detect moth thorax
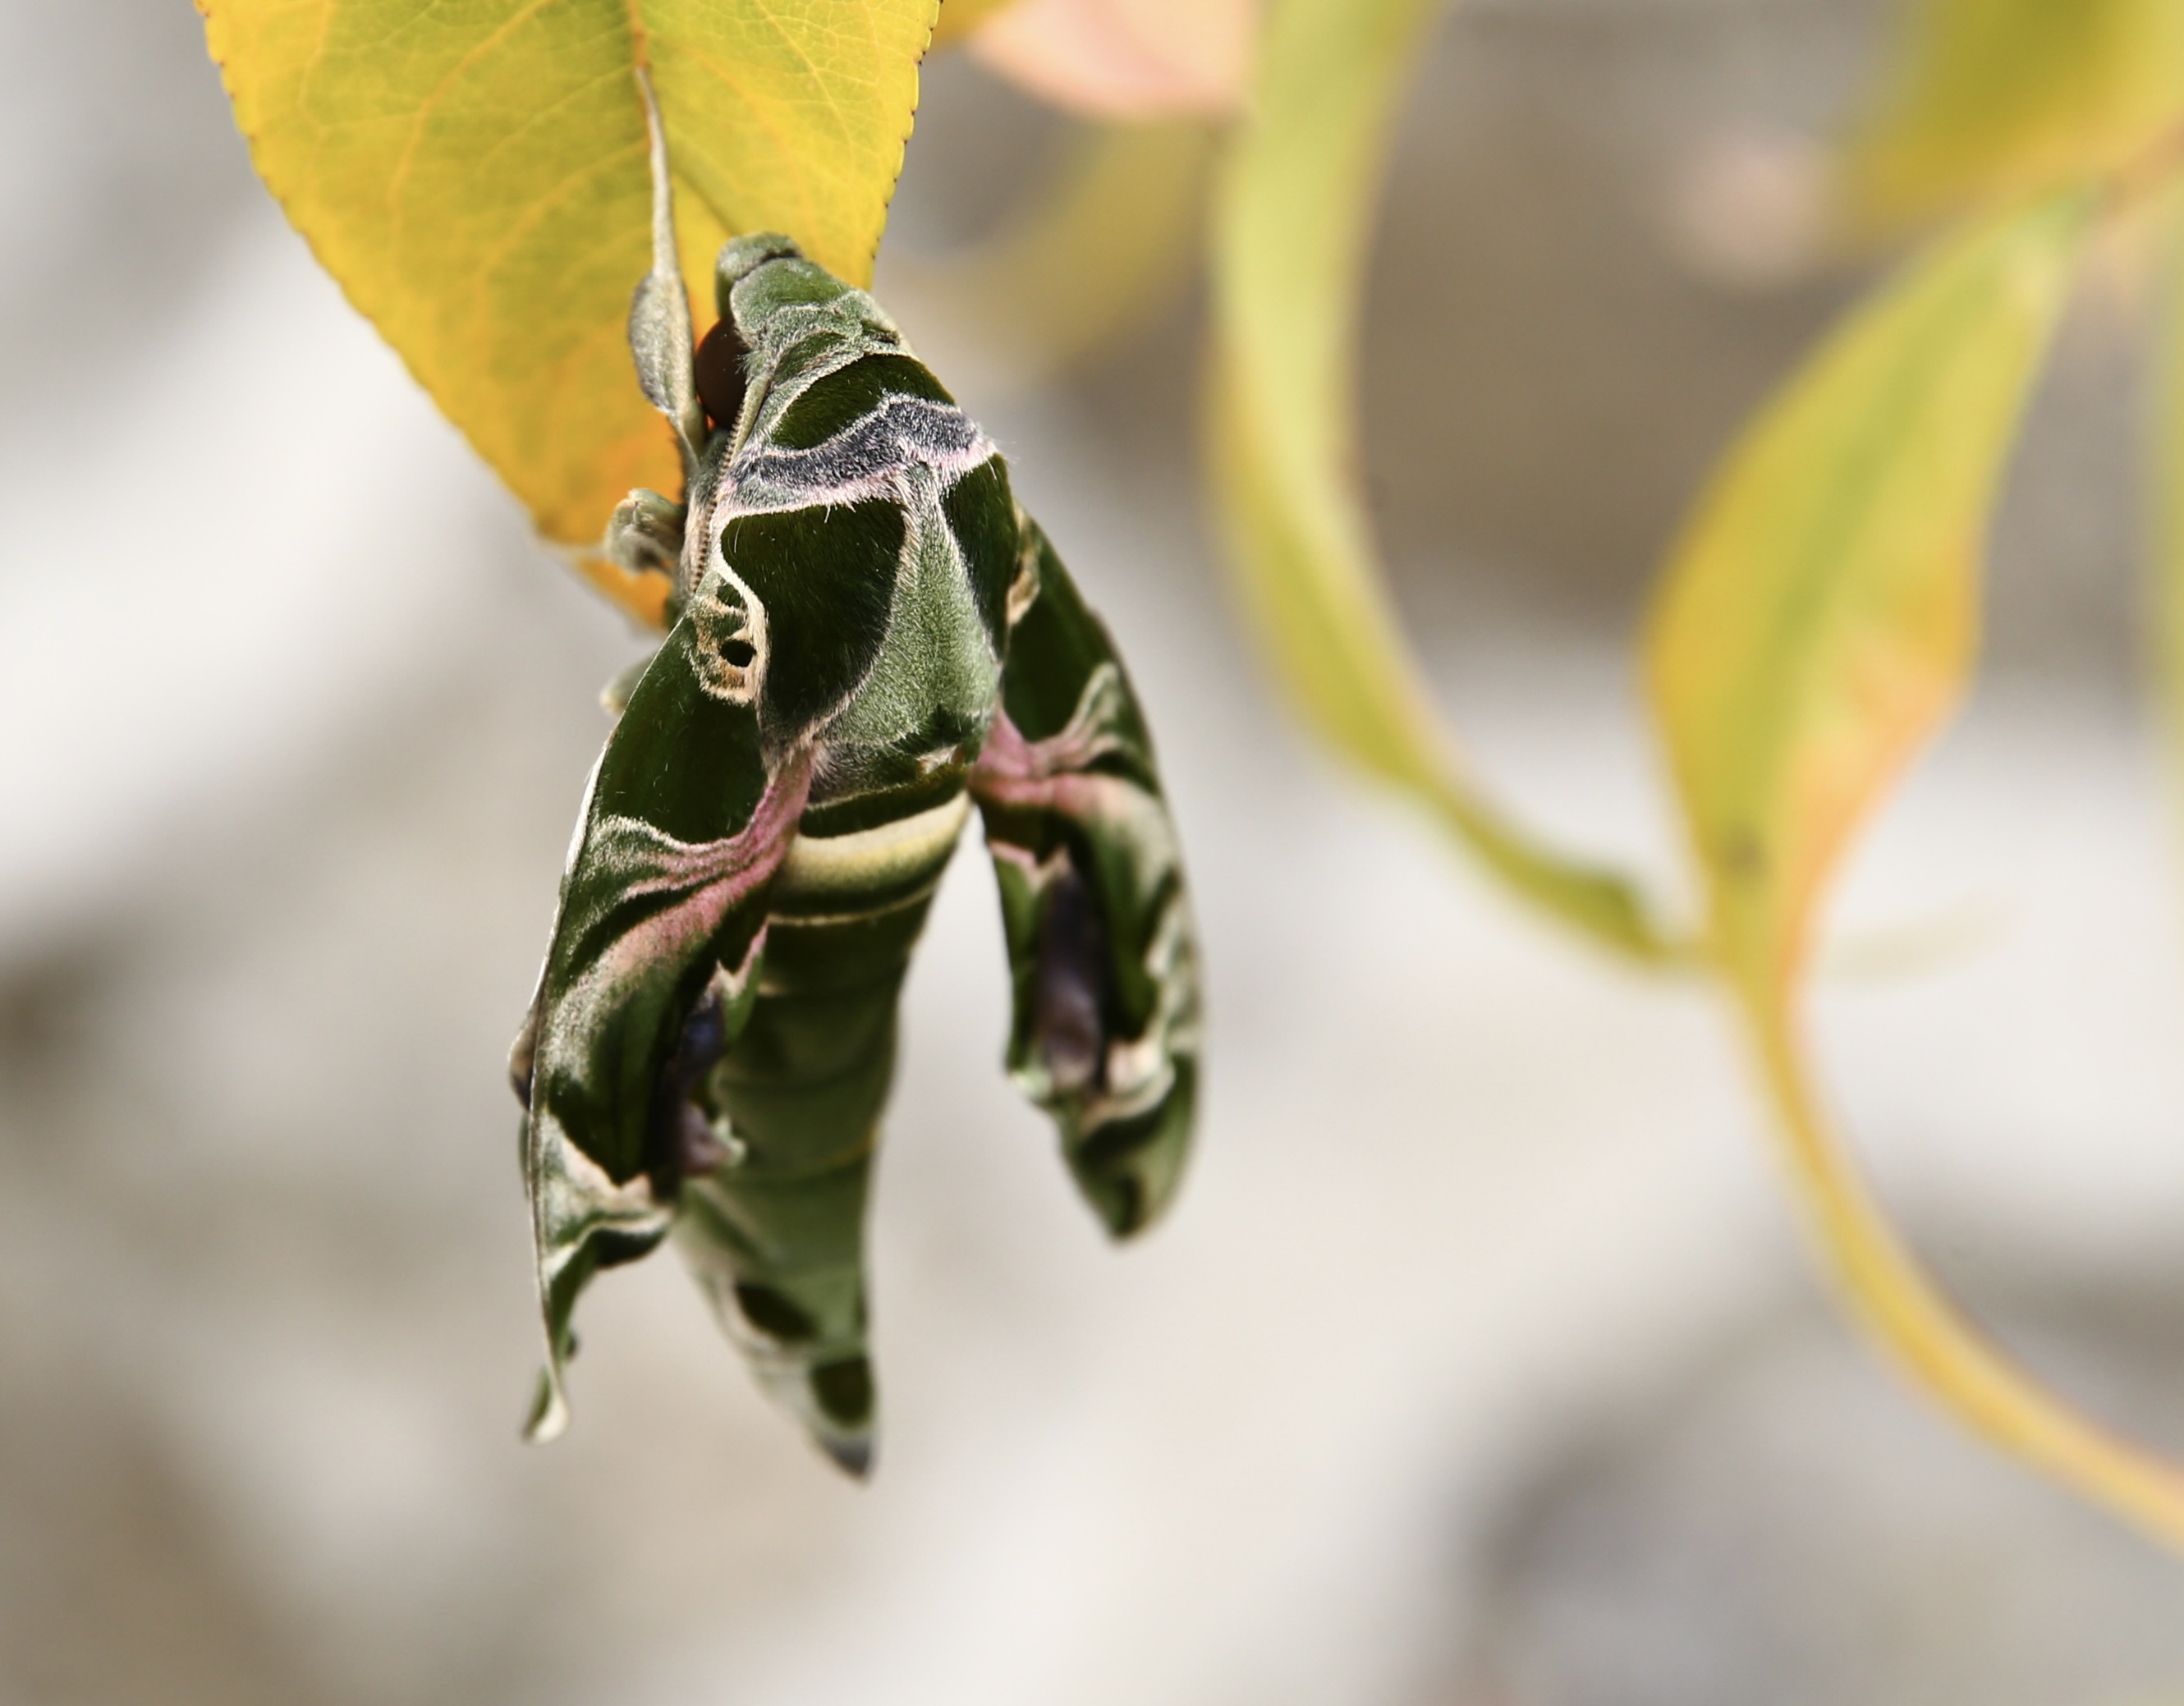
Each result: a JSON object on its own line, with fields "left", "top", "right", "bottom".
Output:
{"left": 690, "top": 563, "right": 766, "bottom": 706}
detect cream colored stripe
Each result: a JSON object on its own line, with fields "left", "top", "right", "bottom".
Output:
{"left": 775, "top": 792, "right": 972, "bottom": 899}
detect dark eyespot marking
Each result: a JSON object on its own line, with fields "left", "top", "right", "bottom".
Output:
{"left": 695, "top": 318, "right": 751, "bottom": 429}
{"left": 719, "top": 638, "right": 756, "bottom": 667}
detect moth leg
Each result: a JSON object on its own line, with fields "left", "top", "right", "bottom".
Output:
{"left": 594, "top": 489, "right": 684, "bottom": 712}
{"left": 605, "top": 487, "right": 686, "bottom": 581}
{"left": 972, "top": 515, "right": 1201, "bottom": 1237}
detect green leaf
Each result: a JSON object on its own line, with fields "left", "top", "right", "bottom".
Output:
{"left": 199, "top": 0, "right": 938, "bottom": 621}
{"left": 1842, "top": 0, "right": 2184, "bottom": 233}
{"left": 1207, "top": 0, "right": 1681, "bottom": 966}
{"left": 1645, "top": 195, "right": 2184, "bottom": 1547}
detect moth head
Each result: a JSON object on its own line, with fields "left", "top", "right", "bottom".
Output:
{"left": 686, "top": 553, "right": 767, "bottom": 708}
{"left": 713, "top": 233, "right": 903, "bottom": 360}
{"left": 715, "top": 232, "right": 805, "bottom": 301}
{"left": 696, "top": 236, "right": 844, "bottom": 442}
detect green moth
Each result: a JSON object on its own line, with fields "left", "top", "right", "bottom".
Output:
{"left": 508, "top": 80, "right": 1200, "bottom": 1474}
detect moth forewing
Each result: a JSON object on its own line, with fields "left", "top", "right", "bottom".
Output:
{"left": 516, "top": 608, "right": 806, "bottom": 1435}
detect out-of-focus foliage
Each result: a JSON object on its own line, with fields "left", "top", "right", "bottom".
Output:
{"left": 1648, "top": 199, "right": 2082, "bottom": 1007}
{"left": 1182, "top": 0, "right": 2184, "bottom": 1545}
{"left": 1640, "top": 195, "right": 2184, "bottom": 1547}
{"left": 2158, "top": 228, "right": 2184, "bottom": 813}
{"left": 1208, "top": 0, "right": 1677, "bottom": 964}
{"left": 888, "top": 120, "right": 1213, "bottom": 392}
{"left": 933, "top": 0, "right": 1021, "bottom": 48}
{"left": 967, "top": 0, "right": 1254, "bottom": 118}
{"left": 1842, "top": 0, "right": 2184, "bottom": 231}
{"left": 198, "top": 0, "right": 937, "bottom": 625}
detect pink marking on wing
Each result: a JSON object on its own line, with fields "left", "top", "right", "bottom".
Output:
{"left": 598, "top": 748, "right": 815, "bottom": 984}
{"left": 972, "top": 709, "right": 1123, "bottom": 814}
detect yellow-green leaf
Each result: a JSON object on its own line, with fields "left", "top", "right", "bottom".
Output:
{"left": 1646, "top": 195, "right": 2184, "bottom": 1548}
{"left": 1648, "top": 198, "right": 2084, "bottom": 997}
{"left": 1842, "top": 0, "right": 2184, "bottom": 233}
{"left": 1207, "top": 0, "right": 1681, "bottom": 965}
{"left": 200, "top": 0, "right": 938, "bottom": 621}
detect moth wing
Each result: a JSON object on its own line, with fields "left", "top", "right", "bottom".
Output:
{"left": 972, "top": 515, "right": 1201, "bottom": 1236}
{"left": 516, "top": 607, "right": 810, "bottom": 1439}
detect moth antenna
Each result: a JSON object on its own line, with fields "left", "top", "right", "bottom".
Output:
{"left": 626, "top": 66, "right": 707, "bottom": 473}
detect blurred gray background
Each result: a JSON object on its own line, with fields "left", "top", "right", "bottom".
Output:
{"left": 5, "top": 1, "right": 2184, "bottom": 1701}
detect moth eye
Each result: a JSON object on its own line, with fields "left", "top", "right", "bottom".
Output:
{"left": 718, "top": 638, "right": 755, "bottom": 667}
{"left": 694, "top": 319, "right": 750, "bottom": 428}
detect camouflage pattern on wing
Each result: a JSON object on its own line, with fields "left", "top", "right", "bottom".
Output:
{"left": 972, "top": 517, "right": 1200, "bottom": 1236}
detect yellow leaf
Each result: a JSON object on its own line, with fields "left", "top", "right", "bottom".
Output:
{"left": 199, "top": 0, "right": 938, "bottom": 618}
{"left": 1208, "top": 0, "right": 1680, "bottom": 965}
{"left": 1648, "top": 195, "right": 2184, "bottom": 1547}
{"left": 1842, "top": 0, "right": 2184, "bottom": 233}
